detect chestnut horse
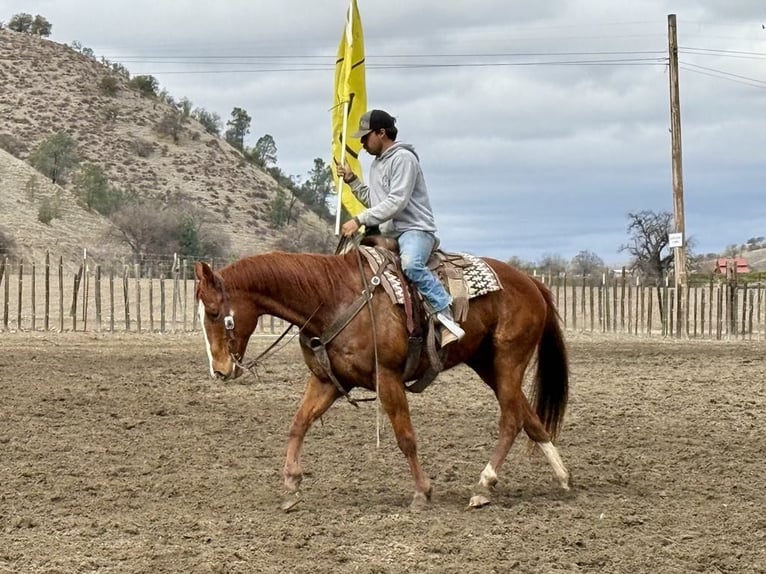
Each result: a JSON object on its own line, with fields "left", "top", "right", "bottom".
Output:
{"left": 194, "top": 250, "right": 570, "bottom": 509}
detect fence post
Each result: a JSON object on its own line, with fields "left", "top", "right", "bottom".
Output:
{"left": 123, "top": 266, "right": 131, "bottom": 332}
{"left": 182, "top": 258, "right": 188, "bottom": 332}
{"left": 1, "top": 256, "right": 7, "bottom": 330}
{"left": 109, "top": 268, "right": 115, "bottom": 332}
{"left": 562, "top": 273, "right": 568, "bottom": 328}
{"left": 571, "top": 273, "right": 577, "bottom": 331}
{"left": 17, "top": 259, "right": 23, "bottom": 331}
{"left": 716, "top": 284, "right": 723, "bottom": 340}
{"left": 31, "top": 260, "right": 36, "bottom": 332}
{"left": 741, "top": 281, "right": 748, "bottom": 339}
{"left": 646, "top": 285, "right": 653, "bottom": 336}
{"left": 580, "top": 272, "right": 586, "bottom": 331}
{"left": 160, "top": 266, "right": 166, "bottom": 333}
{"left": 82, "top": 250, "right": 89, "bottom": 331}
{"left": 172, "top": 253, "right": 179, "bottom": 332}
{"left": 94, "top": 265, "right": 102, "bottom": 331}
{"left": 44, "top": 252, "right": 50, "bottom": 331}
{"left": 149, "top": 264, "right": 155, "bottom": 332}
{"left": 135, "top": 263, "right": 142, "bottom": 333}
{"left": 71, "top": 262, "right": 83, "bottom": 332}
{"left": 58, "top": 257, "right": 64, "bottom": 332}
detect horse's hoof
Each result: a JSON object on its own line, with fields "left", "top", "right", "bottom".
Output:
{"left": 468, "top": 494, "right": 491, "bottom": 509}
{"left": 280, "top": 493, "right": 302, "bottom": 512}
{"left": 409, "top": 491, "right": 430, "bottom": 511}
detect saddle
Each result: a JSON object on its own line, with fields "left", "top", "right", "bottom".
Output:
{"left": 357, "top": 235, "right": 501, "bottom": 392}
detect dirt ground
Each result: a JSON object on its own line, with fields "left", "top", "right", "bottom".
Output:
{"left": 0, "top": 332, "right": 764, "bottom": 574}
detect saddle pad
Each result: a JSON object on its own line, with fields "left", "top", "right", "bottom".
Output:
{"left": 358, "top": 246, "right": 502, "bottom": 305}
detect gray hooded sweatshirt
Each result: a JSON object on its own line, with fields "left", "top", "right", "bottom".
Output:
{"left": 350, "top": 142, "right": 437, "bottom": 237}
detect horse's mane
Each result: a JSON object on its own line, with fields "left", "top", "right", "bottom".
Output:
{"left": 219, "top": 251, "right": 355, "bottom": 300}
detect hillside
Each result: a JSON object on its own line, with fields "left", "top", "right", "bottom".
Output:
{"left": 0, "top": 28, "right": 331, "bottom": 263}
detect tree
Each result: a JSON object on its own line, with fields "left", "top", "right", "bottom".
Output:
{"left": 301, "top": 158, "right": 334, "bottom": 219}
{"left": 249, "top": 134, "right": 277, "bottom": 168}
{"left": 620, "top": 210, "right": 675, "bottom": 282}
{"left": 620, "top": 210, "right": 677, "bottom": 328}
{"left": 8, "top": 13, "right": 33, "bottom": 33}
{"left": 30, "top": 15, "right": 52, "bottom": 36}
{"left": 506, "top": 256, "right": 535, "bottom": 273}
{"left": 128, "top": 75, "right": 159, "bottom": 98}
{"left": 192, "top": 108, "right": 222, "bottom": 136}
{"left": 73, "top": 164, "right": 123, "bottom": 215}
{"left": 569, "top": 250, "right": 605, "bottom": 276}
{"left": 29, "top": 131, "right": 79, "bottom": 185}
{"left": 269, "top": 189, "right": 290, "bottom": 228}
{"left": 224, "top": 107, "right": 251, "bottom": 151}
{"left": 538, "top": 253, "right": 567, "bottom": 276}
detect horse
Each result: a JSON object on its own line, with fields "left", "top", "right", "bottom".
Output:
{"left": 194, "top": 247, "right": 571, "bottom": 510}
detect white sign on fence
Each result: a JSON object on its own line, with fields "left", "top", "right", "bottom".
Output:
{"left": 668, "top": 232, "right": 683, "bottom": 248}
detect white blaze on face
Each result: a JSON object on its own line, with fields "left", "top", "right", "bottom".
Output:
{"left": 198, "top": 300, "right": 215, "bottom": 377}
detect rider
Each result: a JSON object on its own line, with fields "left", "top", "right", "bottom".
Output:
{"left": 338, "top": 109, "right": 464, "bottom": 345}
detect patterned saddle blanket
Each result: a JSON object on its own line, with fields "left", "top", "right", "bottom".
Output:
{"left": 358, "top": 245, "right": 502, "bottom": 321}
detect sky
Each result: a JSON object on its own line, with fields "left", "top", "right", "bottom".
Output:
{"left": 3, "top": 1, "right": 765, "bottom": 264}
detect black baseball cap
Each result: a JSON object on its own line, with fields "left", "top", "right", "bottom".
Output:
{"left": 352, "top": 109, "right": 396, "bottom": 138}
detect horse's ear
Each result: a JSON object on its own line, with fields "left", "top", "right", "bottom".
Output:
{"left": 195, "top": 261, "right": 215, "bottom": 284}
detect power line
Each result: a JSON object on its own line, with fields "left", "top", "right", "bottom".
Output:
{"left": 679, "top": 63, "right": 766, "bottom": 90}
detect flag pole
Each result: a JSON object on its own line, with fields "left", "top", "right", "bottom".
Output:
{"left": 335, "top": 98, "right": 350, "bottom": 235}
{"left": 334, "top": 0, "right": 354, "bottom": 235}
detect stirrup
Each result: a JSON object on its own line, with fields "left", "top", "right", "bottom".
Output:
{"left": 436, "top": 312, "right": 464, "bottom": 345}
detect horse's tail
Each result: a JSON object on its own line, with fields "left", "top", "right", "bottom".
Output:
{"left": 531, "top": 279, "right": 569, "bottom": 442}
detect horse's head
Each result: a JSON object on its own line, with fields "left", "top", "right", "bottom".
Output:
{"left": 194, "top": 261, "right": 259, "bottom": 380}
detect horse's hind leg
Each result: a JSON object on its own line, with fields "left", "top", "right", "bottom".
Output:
{"left": 282, "top": 374, "right": 339, "bottom": 508}
{"left": 521, "top": 396, "right": 570, "bottom": 490}
{"left": 468, "top": 359, "right": 528, "bottom": 508}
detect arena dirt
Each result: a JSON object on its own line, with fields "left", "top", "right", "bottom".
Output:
{"left": 1, "top": 332, "right": 763, "bottom": 573}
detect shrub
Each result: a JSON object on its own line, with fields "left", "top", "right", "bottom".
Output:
{"left": 0, "top": 133, "right": 26, "bottom": 157}
{"left": 130, "top": 138, "right": 154, "bottom": 158}
{"left": 37, "top": 196, "right": 60, "bottom": 224}
{"left": 0, "top": 227, "right": 17, "bottom": 255}
{"left": 99, "top": 76, "right": 120, "bottom": 97}
{"left": 156, "top": 112, "right": 183, "bottom": 143}
{"left": 128, "top": 75, "right": 158, "bottom": 98}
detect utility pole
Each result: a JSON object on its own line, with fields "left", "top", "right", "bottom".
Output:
{"left": 667, "top": 14, "right": 688, "bottom": 336}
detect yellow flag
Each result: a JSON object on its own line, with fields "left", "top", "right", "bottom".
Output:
{"left": 332, "top": 0, "right": 367, "bottom": 219}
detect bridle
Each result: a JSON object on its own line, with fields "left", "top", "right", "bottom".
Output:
{"left": 219, "top": 305, "right": 323, "bottom": 379}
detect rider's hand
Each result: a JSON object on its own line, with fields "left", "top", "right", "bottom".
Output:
{"left": 341, "top": 216, "right": 361, "bottom": 237}
{"left": 336, "top": 163, "right": 357, "bottom": 184}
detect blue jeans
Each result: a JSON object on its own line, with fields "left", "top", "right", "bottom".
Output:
{"left": 398, "top": 230, "right": 451, "bottom": 313}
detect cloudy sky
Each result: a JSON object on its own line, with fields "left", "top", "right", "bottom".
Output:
{"left": 4, "top": 1, "right": 765, "bottom": 264}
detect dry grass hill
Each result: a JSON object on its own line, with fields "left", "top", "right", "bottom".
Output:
{"left": 0, "top": 28, "right": 332, "bottom": 266}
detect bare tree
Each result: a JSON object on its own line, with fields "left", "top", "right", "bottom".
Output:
{"left": 620, "top": 210, "right": 674, "bottom": 326}
{"left": 538, "top": 253, "right": 567, "bottom": 276}
{"left": 620, "top": 210, "right": 674, "bottom": 283}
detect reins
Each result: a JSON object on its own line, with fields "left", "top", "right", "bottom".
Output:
{"left": 229, "top": 234, "right": 386, "bottom": 411}
{"left": 229, "top": 304, "right": 322, "bottom": 378}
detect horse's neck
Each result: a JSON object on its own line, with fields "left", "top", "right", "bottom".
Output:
{"left": 230, "top": 253, "right": 355, "bottom": 329}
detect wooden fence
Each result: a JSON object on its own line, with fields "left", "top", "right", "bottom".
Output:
{"left": 1, "top": 254, "right": 764, "bottom": 340}
{"left": 0, "top": 254, "right": 288, "bottom": 334}
{"left": 541, "top": 272, "right": 766, "bottom": 340}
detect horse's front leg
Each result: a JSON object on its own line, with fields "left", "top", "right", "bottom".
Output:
{"left": 282, "top": 374, "right": 339, "bottom": 508}
{"left": 377, "top": 370, "right": 432, "bottom": 510}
